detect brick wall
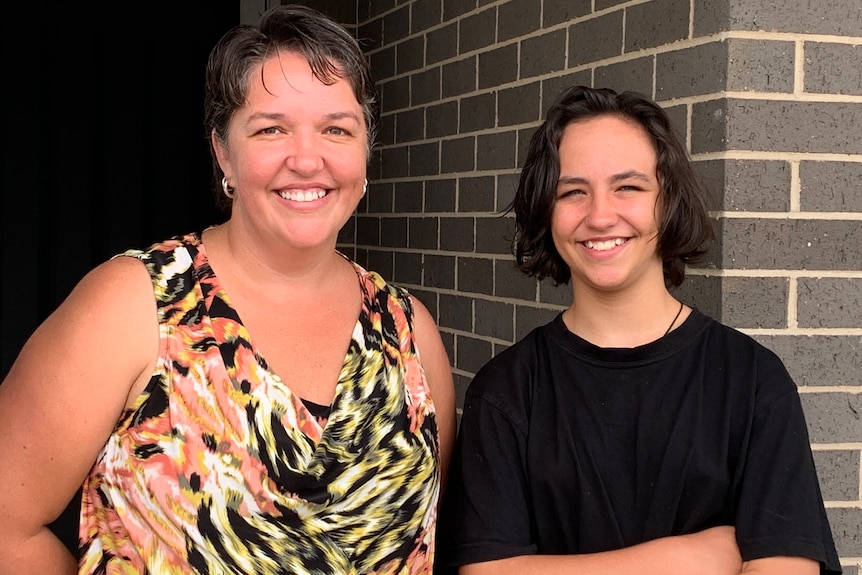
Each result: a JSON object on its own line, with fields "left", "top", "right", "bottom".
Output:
{"left": 286, "top": 0, "right": 862, "bottom": 568}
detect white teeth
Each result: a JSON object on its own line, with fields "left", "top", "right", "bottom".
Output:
{"left": 584, "top": 238, "right": 625, "bottom": 251}
{"left": 279, "top": 189, "right": 327, "bottom": 202}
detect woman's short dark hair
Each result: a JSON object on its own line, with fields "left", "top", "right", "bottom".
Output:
{"left": 204, "top": 4, "right": 379, "bottom": 211}
{"left": 511, "top": 85, "right": 713, "bottom": 288}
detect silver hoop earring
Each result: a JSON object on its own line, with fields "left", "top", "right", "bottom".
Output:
{"left": 221, "top": 176, "right": 234, "bottom": 199}
{"left": 362, "top": 178, "right": 368, "bottom": 197}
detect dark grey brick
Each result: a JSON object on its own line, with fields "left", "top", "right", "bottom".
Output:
{"left": 393, "top": 250, "right": 423, "bottom": 285}
{"left": 381, "top": 145, "right": 409, "bottom": 178}
{"left": 440, "top": 293, "right": 473, "bottom": 331}
{"left": 410, "top": 0, "right": 442, "bottom": 34}
{"left": 656, "top": 41, "right": 728, "bottom": 100}
{"left": 539, "top": 279, "right": 572, "bottom": 306}
{"left": 496, "top": 258, "right": 538, "bottom": 300}
{"left": 479, "top": 44, "right": 519, "bottom": 89}
{"left": 569, "top": 12, "right": 623, "bottom": 67}
{"left": 477, "top": 131, "right": 518, "bottom": 170}
{"left": 369, "top": 0, "right": 396, "bottom": 19}
{"left": 692, "top": 99, "right": 862, "bottom": 154}
{"left": 800, "top": 392, "right": 862, "bottom": 443}
{"left": 800, "top": 161, "right": 862, "bottom": 212}
{"left": 812, "top": 450, "right": 861, "bottom": 500}
{"left": 442, "top": 56, "right": 477, "bottom": 98}
{"left": 756, "top": 335, "right": 862, "bottom": 387}
{"left": 596, "top": 0, "right": 628, "bottom": 8}
{"left": 440, "top": 216, "right": 475, "bottom": 251}
{"left": 498, "top": 83, "right": 542, "bottom": 127}
{"left": 477, "top": 215, "right": 515, "bottom": 254}
{"left": 595, "top": 56, "right": 654, "bottom": 97}
{"left": 453, "top": 372, "right": 470, "bottom": 413}
{"left": 541, "top": 71, "right": 592, "bottom": 115}
{"left": 727, "top": 39, "right": 795, "bottom": 92}
{"left": 368, "top": 148, "right": 384, "bottom": 181}
{"left": 517, "top": 127, "right": 537, "bottom": 169}
{"left": 720, "top": 276, "right": 789, "bottom": 329}
{"left": 383, "top": 5, "right": 411, "bottom": 44}
{"left": 396, "top": 108, "right": 425, "bottom": 143}
{"left": 380, "top": 76, "right": 410, "bottom": 113}
{"left": 411, "top": 67, "right": 441, "bottom": 105}
{"left": 515, "top": 305, "right": 560, "bottom": 340}
{"left": 692, "top": 159, "right": 791, "bottom": 212}
{"left": 370, "top": 46, "right": 396, "bottom": 81}
{"left": 722, "top": 0, "right": 862, "bottom": 35}
{"left": 458, "top": 256, "right": 495, "bottom": 294}
{"left": 459, "top": 92, "right": 497, "bottom": 132}
{"left": 359, "top": 16, "right": 384, "bottom": 50}
{"left": 357, "top": 215, "right": 381, "bottom": 245}
{"left": 443, "top": 0, "right": 476, "bottom": 21}
{"left": 797, "top": 278, "right": 862, "bottom": 329}
{"left": 441, "top": 136, "right": 476, "bottom": 173}
{"left": 366, "top": 181, "right": 394, "bottom": 213}
{"left": 456, "top": 334, "right": 493, "bottom": 374}
{"left": 408, "top": 216, "right": 438, "bottom": 250}
{"left": 460, "top": 7, "right": 497, "bottom": 54}
{"left": 459, "top": 176, "right": 496, "bottom": 212}
{"left": 475, "top": 298, "right": 515, "bottom": 339}
{"left": 366, "top": 248, "right": 393, "bottom": 279}
{"left": 338, "top": 217, "right": 355, "bottom": 244}
{"left": 409, "top": 141, "right": 440, "bottom": 176}
{"left": 426, "top": 23, "right": 458, "bottom": 65}
{"left": 496, "top": 172, "right": 519, "bottom": 211}
{"left": 377, "top": 113, "right": 396, "bottom": 146}
{"left": 662, "top": 104, "right": 689, "bottom": 152}
{"left": 498, "top": 0, "right": 541, "bottom": 42}
{"left": 409, "top": 287, "right": 439, "bottom": 321}
{"left": 805, "top": 42, "right": 862, "bottom": 95}
{"left": 625, "top": 0, "right": 689, "bottom": 52}
{"left": 521, "top": 29, "right": 568, "bottom": 78}
{"left": 543, "top": 0, "right": 591, "bottom": 27}
{"left": 380, "top": 216, "right": 407, "bottom": 248}
{"left": 693, "top": 1, "right": 730, "bottom": 36}
{"left": 827, "top": 507, "right": 862, "bottom": 557}
{"left": 426, "top": 178, "right": 457, "bottom": 212}
{"left": 424, "top": 253, "right": 456, "bottom": 289}
{"left": 394, "top": 180, "right": 424, "bottom": 213}
{"left": 426, "top": 101, "right": 459, "bottom": 139}
{"left": 720, "top": 219, "right": 862, "bottom": 270}
{"left": 671, "top": 274, "right": 723, "bottom": 321}
{"left": 396, "top": 36, "right": 425, "bottom": 74}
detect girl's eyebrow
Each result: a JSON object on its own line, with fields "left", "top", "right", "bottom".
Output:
{"left": 558, "top": 170, "right": 652, "bottom": 185}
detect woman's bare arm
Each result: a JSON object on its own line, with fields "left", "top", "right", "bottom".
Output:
{"left": 0, "top": 256, "right": 159, "bottom": 574}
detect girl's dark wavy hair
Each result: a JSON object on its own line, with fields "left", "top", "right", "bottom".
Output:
{"left": 204, "top": 4, "right": 379, "bottom": 212}
{"left": 511, "top": 85, "right": 713, "bottom": 288}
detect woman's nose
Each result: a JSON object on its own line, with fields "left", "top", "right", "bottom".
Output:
{"left": 286, "top": 133, "right": 324, "bottom": 174}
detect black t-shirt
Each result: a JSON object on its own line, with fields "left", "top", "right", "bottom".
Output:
{"left": 441, "top": 309, "right": 841, "bottom": 573}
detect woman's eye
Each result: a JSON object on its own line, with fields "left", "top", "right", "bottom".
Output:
{"left": 259, "top": 127, "right": 280, "bottom": 135}
{"left": 327, "top": 126, "right": 348, "bottom": 136}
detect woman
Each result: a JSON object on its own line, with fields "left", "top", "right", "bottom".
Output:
{"left": 441, "top": 86, "right": 840, "bottom": 574}
{"left": 0, "top": 5, "right": 455, "bottom": 574}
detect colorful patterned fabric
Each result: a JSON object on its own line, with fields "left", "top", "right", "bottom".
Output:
{"left": 79, "top": 233, "right": 441, "bottom": 574}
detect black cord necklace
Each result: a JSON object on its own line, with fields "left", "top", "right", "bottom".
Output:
{"left": 664, "top": 301, "right": 684, "bottom": 337}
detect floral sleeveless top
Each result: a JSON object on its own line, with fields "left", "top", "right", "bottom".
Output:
{"left": 79, "top": 233, "right": 441, "bottom": 574}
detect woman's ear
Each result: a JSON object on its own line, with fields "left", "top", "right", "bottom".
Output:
{"left": 212, "top": 130, "right": 231, "bottom": 177}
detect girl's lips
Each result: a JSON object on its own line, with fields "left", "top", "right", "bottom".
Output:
{"left": 582, "top": 237, "right": 627, "bottom": 251}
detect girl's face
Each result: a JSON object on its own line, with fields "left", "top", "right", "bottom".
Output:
{"left": 214, "top": 50, "right": 367, "bottom": 251}
{"left": 551, "top": 114, "right": 664, "bottom": 296}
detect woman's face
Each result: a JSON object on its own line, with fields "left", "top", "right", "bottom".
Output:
{"left": 550, "top": 114, "right": 664, "bottom": 296}
{"left": 214, "top": 50, "right": 367, "bottom": 251}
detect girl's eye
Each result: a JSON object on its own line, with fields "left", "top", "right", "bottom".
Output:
{"left": 557, "top": 189, "right": 583, "bottom": 199}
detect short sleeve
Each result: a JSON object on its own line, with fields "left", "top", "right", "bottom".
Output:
{"left": 734, "top": 355, "right": 842, "bottom": 574}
